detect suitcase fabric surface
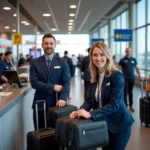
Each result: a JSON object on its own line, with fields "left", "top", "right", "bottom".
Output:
{"left": 140, "top": 81, "right": 150, "bottom": 127}
{"left": 27, "top": 100, "right": 59, "bottom": 150}
{"left": 48, "top": 104, "right": 78, "bottom": 128}
{"left": 56, "top": 117, "right": 109, "bottom": 150}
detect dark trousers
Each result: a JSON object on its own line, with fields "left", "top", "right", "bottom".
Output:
{"left": 124, "top": 78, "right": 135, "bottom": 106}
{"left": 84, "top": 81, "right": 91, "bottom": 101}
{"left": 33, "top": 109, "right": 45, "bottom": 130}
{"left": 102, "top": 127, "right": 131, "bottom": 150}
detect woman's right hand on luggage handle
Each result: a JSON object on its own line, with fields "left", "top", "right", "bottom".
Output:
{"left": 70, "top": 111, "right": 77, "bottom": 119}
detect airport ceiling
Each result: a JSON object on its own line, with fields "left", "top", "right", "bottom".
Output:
{"left": 0, "top": 0, "right": 129, "bottom": 35}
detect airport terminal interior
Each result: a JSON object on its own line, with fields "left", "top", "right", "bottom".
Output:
{"left": 0, "top": 0, "right": 150, "bottom": 150}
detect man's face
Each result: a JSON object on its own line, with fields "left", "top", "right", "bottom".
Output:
{"left": 6, "top": 54, "right": 12, "bottom": 61}
{"left": 42, "top": 37, "right": 56, "bottom": 55}
{"left": 125, "top": 48, "right": 131, "bottom": 57}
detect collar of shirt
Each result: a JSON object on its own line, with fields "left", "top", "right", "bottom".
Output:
{"left": 44, "top": 53, "right": 54, "bottom": 62}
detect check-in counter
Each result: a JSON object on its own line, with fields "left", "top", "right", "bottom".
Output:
{"left": 0, "top": 83, "right": 34, "bottom": 150}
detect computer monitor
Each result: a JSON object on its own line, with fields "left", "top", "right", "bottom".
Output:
{"left": 4, "top": 70, "right": 27, "bottom": 88}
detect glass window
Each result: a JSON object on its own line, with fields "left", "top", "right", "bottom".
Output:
{"left": 116, "top": 43, "right": 121, "bottom": 61}
{"left": 104, "top": 25, "right": 108, "bottom": 39}
{"left": 147, "top": 26, "right": 150, "bottom": 69}
{"left": 93, "top": 31, "right": 99, "bottom": 38}
{"left": 100, "top": 27, "right": 104, "bottom": 38}
{"left": 111, "top": 19, "right": 116, "bottom": 36}
{"left": 148, "top": 0, "right": 150, "bottom": 23}
{"left": 137, "top": 0, "right": 146, "bottom": 27}
{"left": 116, "top": 16, "right": 121, "bottom": 28}
{"left": 121, "top": 11, "right": 127, "bottom": 29}
{"left": 137, "top": 27, "right": 146, "bottom": 69}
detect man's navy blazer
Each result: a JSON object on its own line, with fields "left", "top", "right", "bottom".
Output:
{"left": 30, "top": 55, "right": 70, "bottom": 108}
{"left": 80, "top": 70, "right": 134, "bottom": 133}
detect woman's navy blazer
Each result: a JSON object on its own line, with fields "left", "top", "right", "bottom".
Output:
{"left": 80, "top": 70, "right": 134, "bottom": 133}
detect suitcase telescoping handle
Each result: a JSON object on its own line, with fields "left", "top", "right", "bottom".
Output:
{"left": 35, "top": 100, "right": 47, "bottom": 130}
{"left": 140, "top": 79, "right": 147, "bottom": 99}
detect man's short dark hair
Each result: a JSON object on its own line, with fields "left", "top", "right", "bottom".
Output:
{"left": 5, "top": 51, "right": 12, "bottom": 56}
{"left": 64, "top": 51, "right": 68, "bottom": 55}
{"left": 42, "top": 34, "right": 56, "bottom": 43}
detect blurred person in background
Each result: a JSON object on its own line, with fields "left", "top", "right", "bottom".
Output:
{"left": 81, "top": 47, "right": 91, "bottom": 101}
{"left": 18, "top": 53, "right": 26, "bottom": 67}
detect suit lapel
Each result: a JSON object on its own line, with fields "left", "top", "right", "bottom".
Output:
{"left": 48, "top": 56, "right": 57, "bottom": 78}
{"left": 101, "top": 75, "right": 109, "bottom": 105}
{"left": 40, "top": 55, "right": 49, "bottom": 75}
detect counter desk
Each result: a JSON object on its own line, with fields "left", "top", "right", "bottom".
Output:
{"left": 0, "top": 83, "right": 35, "bottom": 150}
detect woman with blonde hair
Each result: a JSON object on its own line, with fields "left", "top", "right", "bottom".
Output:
{"left": 70, "top": 42, "right": 134, "bottom": 150}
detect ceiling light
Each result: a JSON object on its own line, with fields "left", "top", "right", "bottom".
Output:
{"left": 43, "top": 14, "right": 51, "bottom": 17}
{"left": 68, "top": 28, "right": 72, "bottom": 31}
{"left": 5, "top": 26, "right": 10, "bottom": 29}
{"left": 36, "top": 32, "right": 40, "bottom": 34}
{"left": 3, "top": 7, "right": 11, "bottom": 10}
{"left": 70, "top": 5, "right": 76, "bottom": 9}
{"left": 69, "top": 19, "right": 74, "bottom": 22}
{"left": 68, "top": 23, "right": 73, "bottom": 25}
{"left": 68, "top": 32, "right": 71, "bottom": 34}
{"left": 69, "top": 14, "right": 75, "bottom": 17}
{"left": 21, "top": 21, "right": 27, "bottom": 24}
{"left": 25, "top": 23, "right": 30, "bottom": 26}
{"left": 13, "top": 14, "right": 17, "bottom": 17}
{"left": 51, "top": 28, "right": 57, "bottom": 31}
{"left": 12, "top": 29, "right": 16, "bottom": 32}
{"left": 68, "top": 26, "right": 72, "bottom": 29}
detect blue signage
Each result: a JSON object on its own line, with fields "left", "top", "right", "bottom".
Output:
{"left": 114, "top": 29, "right": 132, "bottom": 42}
{"left": 91, "top": 38, "right": 104, "bottom": 46}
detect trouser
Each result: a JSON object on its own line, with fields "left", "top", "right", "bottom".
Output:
{"left": 124, "top": 78, "right": 135, "bottom": 107}
{"left": 102, "top": 127, "right": 131, "bottom": 150}
{"left": 84, "top": 81, "right": 91, "bottom": 101}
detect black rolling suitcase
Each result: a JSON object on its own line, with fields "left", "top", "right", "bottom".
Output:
{"left": 140, "top": 80, "right": 150, "bottom": 127}
{"left": 27, "top": 100, "right": 60, "bottom": 150}
{"left": 56, "top": 117, "right": 109, "bottom": 150}
{"left": 47, "top": 93, "right": 78, "bottom": 128}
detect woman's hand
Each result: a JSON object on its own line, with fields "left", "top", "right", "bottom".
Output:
{"left": 76, "top": 109, "right": 92, "bottom": 119}
{"left": 70, "top": 111, "right": 77, "bottom": 119}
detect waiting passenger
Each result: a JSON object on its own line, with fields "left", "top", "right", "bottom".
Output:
{"left": 70, "top": 42, "right": 134, "bottom": 150}
{"left": 18, "top": 53, "right": 26, "bottom": 67}
{"left": 118, "top": 48, "right": 143, "bottom": 112}
{"left": 81, "top": 47, "right": 91, "bottom": 101}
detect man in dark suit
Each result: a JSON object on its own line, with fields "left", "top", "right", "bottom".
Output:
{"left": 30, "top": 34, "right": 70, "bottom": 129}
{"left": 81, "top": 47, "right": 91, "bottom": 101}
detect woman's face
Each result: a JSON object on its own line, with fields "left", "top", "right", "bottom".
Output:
{"left": 92, "top": 47, "right": 107, "bottom": 72}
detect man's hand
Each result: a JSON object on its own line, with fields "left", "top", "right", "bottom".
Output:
{"left": 56, "top": 100, "right": 66, "bottom": 107}
{"left": 54, "top": 85, "right": 62, "bottom": 92}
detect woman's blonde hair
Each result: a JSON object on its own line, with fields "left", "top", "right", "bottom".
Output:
{"left": 90, "top": 41, "right": 118, "bottom": 83}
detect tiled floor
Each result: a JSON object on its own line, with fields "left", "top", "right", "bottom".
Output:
{"left": 68, "top": 71, "right": 150, "bottom": 150}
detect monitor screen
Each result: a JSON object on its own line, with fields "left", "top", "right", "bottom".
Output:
{"left": 4, "top": 70, "right": 26, "bottom": 87}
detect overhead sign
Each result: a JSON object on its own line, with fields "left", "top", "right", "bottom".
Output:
{"left": 91, "top": 38, "right": 104, "bottom": 46}
{"left": 13, "top": 33, "right": 22, "bottom": 44}
{"left": 114, "top": 29, "right": 132, "bottom": 42}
